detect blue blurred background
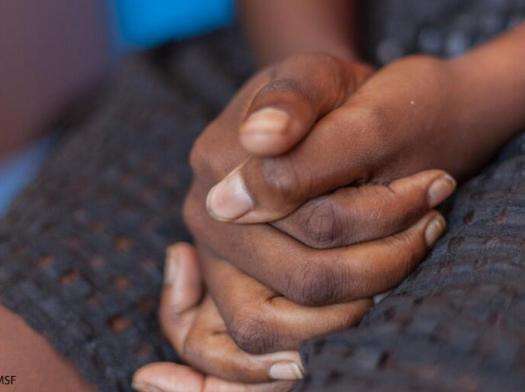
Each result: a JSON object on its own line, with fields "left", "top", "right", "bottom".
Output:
{"left": 115, "top": 0, "right": 234, "bottom": 49}
{"left": 0, "top": 0, "right": 234, "bottom": 216}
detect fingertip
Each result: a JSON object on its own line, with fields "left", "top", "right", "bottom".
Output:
{"left": 427, "top": 172, "right": 457, "bottom": 207}
{"left": 268, "top": 361, "right": 305, "bottom": 381}
{"left": 206, "top": 168, "right": 254, "bottom": 222}
{"left": 239, "top": 130, "right": 295, "bottom": 157}
{"left": 423, "top": 212, "right": 447, "bottom": 247}
{"left": 241, "top": 108, "right": 290, "bottom": 136}
{"left": 132, "top": 363, "right": 204, "bottom": 392}
{"left": 390, "top": 170, "right": 457, "bottom": 209}
{"left": 166, "top": 242, "right": 197, "bottom": 264}
{"left": 163, "top": 242, "right": 202, "bottom": 313}
{"left": 240, "top": 107, "right": 293, "bottom": 156}
{"left": 409, "top": 210, "right": 446, "bottom": 248}
{"left": 240, "top": 107, "right": 310, "bottom": 157}
{"left": 164, "top": 242, "right": 197, "bottom": 285}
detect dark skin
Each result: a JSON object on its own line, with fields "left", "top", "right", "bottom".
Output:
{"left": 132, "top": 55, "right": 453, "bottom": 391}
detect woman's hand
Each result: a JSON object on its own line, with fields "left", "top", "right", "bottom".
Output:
{"left": 135, "top": 242, "right": 433, "bottom": 391}
{"left": 185, "top": 53, "right": 454, "bottom": 305}
{"left": 206, "top": 55, "right": 482, "bottom": 226}
{"left": 133, "top": 55, "right": 461, "bottom": 392}
{"left": 132, "top": 243, "right": 333, "bottom": 392}
{"left": 209, "top": 20, "right": 525, "bottom": 225}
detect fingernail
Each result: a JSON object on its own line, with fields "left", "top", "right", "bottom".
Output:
{"left": 424, "top": 215, "right": 446, "bottom": 247}
{"left": 373, "top": 291, "right": 391, "bottom": 304}
{"left": 269, "top": 361, "right": 304, "bottom": 380}
{"left": 428, "top": 174, "right": 457, "bottom": 207}
{"left": 164, "top": 247, "right": 179, "bottom": 285}
{"left": 241, "top": 108, "right": 290, "bottom": 135}
{"left": 132, "top": 382, "right": 164, "bottom": 392}
{"left": 206, "top": 170, "right": 254, "bottom": 221}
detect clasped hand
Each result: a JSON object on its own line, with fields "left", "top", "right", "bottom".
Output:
{"left": 134, "top": 53, "right": 461, "bottom": 391}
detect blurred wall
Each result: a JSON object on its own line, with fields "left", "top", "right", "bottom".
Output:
{"left": 0, "top": 0, "right": 111, "bottom": 160}
{"left": 0, "top": 0, "right": 234, "bottom": 215}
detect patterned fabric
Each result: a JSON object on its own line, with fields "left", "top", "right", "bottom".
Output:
{"left": 0, "top": 30, "right": 252, "bottom": 391}
{"left": 365, "top": 0, "right": 525, "bottom": 64}
{"left": 0, "top": 2, "right": 524, "bottom": 390}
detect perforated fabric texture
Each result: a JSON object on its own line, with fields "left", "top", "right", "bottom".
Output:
{"left": 0, "top": 1, "right": 524, "bottom": 390}
{"left": 0, "top": 30, "right": 253, "bottom": 391}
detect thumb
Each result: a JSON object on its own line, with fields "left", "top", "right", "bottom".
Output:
{"left": 239, "top": 54, "right": 372, "bottom": 156}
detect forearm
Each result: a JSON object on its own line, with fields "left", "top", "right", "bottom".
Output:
{"left": 0, "top": 305, "right": 93, "bottom": 390}
{"left": 449, "top": 22, "right": 525, "bottom": 170}
{"left": 238, "top": 0, "right": 360, "bottom": 66}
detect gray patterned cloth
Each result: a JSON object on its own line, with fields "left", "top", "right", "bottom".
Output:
{"left": 365, "top": 0, "right": 525, "bottom": 64}
{"left": 0, "top": 2, "right": 524, "bottom": 391}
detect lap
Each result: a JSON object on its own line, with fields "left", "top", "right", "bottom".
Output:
{"left": 0, "top": 29, "right": 251, "bottom": 391}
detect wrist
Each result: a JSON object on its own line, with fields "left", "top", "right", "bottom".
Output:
{"left": 447, "top": 24, "right": 525, "bottom": 139}
{"left": 437, "top": 48, "right": 525, "bottom": 178}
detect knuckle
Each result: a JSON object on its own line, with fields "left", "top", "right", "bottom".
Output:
{"left": 358, "top": 106, "right": 389, "bottom": 137}
{"left": 260, "top": 77, "right": 304, "bottom": 98}
{"left": 340, "top": 106, "right": 391, "bottom": 166}
{"left": 228, "top": 309, "right": 277, "bottom": 355}
{"left": 181, "top": 333, "right": 205, "bottom": 363}
{"left": 189, "top": 133, "right": 211, "bottom": 176}
{"left": 282, "top": 52, "right": 342, "bottom": 71}
{"left": 274, "top": 52, "right": 347, "bottom": 104}
{"left": 259, "top": 157, "right": 304, "bottom": 208}
{"left": 188, "top": 123, "right": 225, "bottom": 180}
{"left": 188, "top": 132, "right": 205, "bottom": 170}
{"left": 296, "top": 198, "right": 343, "bottom": 249}
{"left": 287, "top": 261, "right": 341, "bottom": 306}
{"left": 386, "top": 229, "right": 427, "bottom": 275}
{"left": 182, "top": 186, "right": 207, "bottom": 237}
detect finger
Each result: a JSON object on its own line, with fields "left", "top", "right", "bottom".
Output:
{"left": 159, "top": 242, "right": 203, "bottom": 354}
{"left": 201, "top": 250, "right": 372, "bottom": 354}
{"left": 207, "top": 87, "right": 458, "bottom": 224}
{"left": 205, "top": 102, "right": 374, "bottom": 224}
{"left": 133, "top": 363, "right": 204, "bottom": 392}
{"left": 191, "top": 180, "right": 447, "bottom": 306}
{"left": 273, "top": 169, "right": 456, "bottom": 249}
{"left": 239, "top": 54, "right": 372, "bottom": 156}
{"left": 170, "top": 296, "right": 303, "bottom": 384}
{"left": 159, "top": 243, "right": 302, "bottom": 386}
{"left": 133, "top": 363, "right": 294, "bottom": 392}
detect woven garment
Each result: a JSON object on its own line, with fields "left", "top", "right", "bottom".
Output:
{"left": 0, "top": 30, "right": 253, "bottom": 391}
{"left": 0, "top": 1, "right": 524, "bottom": 390}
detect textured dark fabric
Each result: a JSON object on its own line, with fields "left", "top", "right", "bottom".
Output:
{"left": 0, "top": 30, "right": 253, "bottom": 391}
{"left": 364, "top": 0, "right": 525, "bottom": 64}
{"left": 0, "top": 2, "right": 524, "bottom": 391}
